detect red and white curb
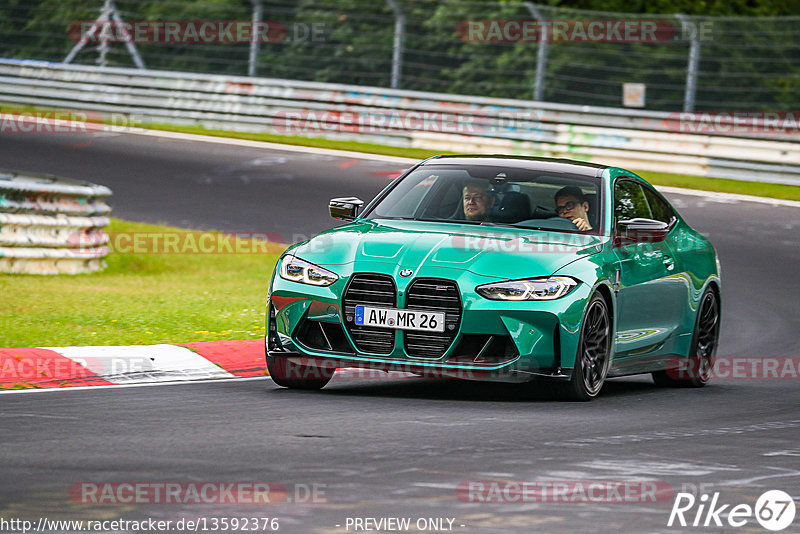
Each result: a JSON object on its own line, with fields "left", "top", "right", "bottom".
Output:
{"left": 0, "top": 340, "right": 266, "bottom": 390}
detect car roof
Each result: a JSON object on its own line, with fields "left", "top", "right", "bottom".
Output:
{"left": 421, "top": 155, "right": 608, "bottom": 178}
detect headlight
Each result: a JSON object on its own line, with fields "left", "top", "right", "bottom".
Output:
{"left": 279, "top": 255, "right": 338, "bottom": 287}
{"left": 476, "top": 276, "right": 578, "bottom": 301}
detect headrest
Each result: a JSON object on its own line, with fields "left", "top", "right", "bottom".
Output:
{"left": 495, "top": 191, "right": 531, "bottom": 223}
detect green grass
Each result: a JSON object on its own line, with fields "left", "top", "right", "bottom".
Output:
{"left": 0, "top": 219, "right": 282, "bottom": 347}
{"left": 146, "top": 122, "right": 446, "bottom": 161}
{"left": 633, "top": 170, "right": 800, "bottom": 201}
{"left": 3, "top": 102, "right": 799, "bottom": 201}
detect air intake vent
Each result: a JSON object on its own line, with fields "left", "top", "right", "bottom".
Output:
{"left": 295, "top": 320, "right": 354, "bottom": 354}
{"left": 343, "top": 273, "right": 396, "bottom": 354}
{"left": 404, "top": 278, "right": 461, "bottom": 358}
{"left": 447, "top": 334, "right": 519, "bottom": 365}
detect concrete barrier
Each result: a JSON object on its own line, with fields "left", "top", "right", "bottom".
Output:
{"left": 1, "top": 58, "right": 799, "bottom": 185}
{"left": 0, "top": 170, "right": 111, "bottom": 274}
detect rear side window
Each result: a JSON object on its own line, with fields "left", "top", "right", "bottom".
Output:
{"left": 613, "top": 180, "right": 652, "bottom": 230}
{"left": 642, "top": 186, "right": 676, "bottom": 225}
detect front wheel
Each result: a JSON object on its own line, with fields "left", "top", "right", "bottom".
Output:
{"left": 266, "top": 354, "right": 334, "bottom": 390}
{"left": 558, "top": 293, "right": 611, "bottom": 401}
{"left": 652, "top": 287, "right": 719, "bottom": 388}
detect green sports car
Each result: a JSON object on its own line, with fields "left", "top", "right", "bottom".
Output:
{"left": 265, "top": 156, "right": 721, "bottom": 400}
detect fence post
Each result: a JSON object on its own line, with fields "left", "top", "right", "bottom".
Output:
{"left": 249, "top": 0, "right": 263, "bottom": 76}
{"left": 64, "top": 0, "right": 145, "bottom": 69}
{"left": 676, "top": 14, "right": 700, "bottom": 112}
{"left": 96, "top": 0, "right": 112, "bottom": 67}
{"left": 525, "top": 2, "right": 549, "bottom": 102}
{"left": 386, "top": 0, "right": 405, "bottom": 89}
{"left": 109, "top": 0, "right": 146, "bottom": 69}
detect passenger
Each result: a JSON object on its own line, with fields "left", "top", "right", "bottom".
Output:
{"left": 462, "top": 181, "right": 495, "bottom": 221}
{"left": 555, "top": 185, "right": 592, "bottom": 231}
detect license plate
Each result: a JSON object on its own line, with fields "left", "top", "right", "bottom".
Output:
{"left": 355, "top": 306, "right": 445, "bottom": 333}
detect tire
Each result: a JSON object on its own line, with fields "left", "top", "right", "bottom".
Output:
{"left": 652, "top": 287, "right": 719, "bottom": 388}
{"left": 558, "top": 293, "right": 612, "bottom": 401}
{"left": 266, "top": 353, "right": 334, "bottom": 390}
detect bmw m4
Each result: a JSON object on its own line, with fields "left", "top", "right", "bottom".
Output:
{"left": 265, "top": 156, "right": 721, "bottom": 400}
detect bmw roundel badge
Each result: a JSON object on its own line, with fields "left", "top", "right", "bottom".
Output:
{"left": 399, "top": 269, "right": 413, "bottom": 278}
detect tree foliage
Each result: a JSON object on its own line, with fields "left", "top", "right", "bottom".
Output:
{"left": 0, "top": 0, "right": 797, "bottom": 110}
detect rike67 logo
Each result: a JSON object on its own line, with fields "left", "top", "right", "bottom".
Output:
{"left": 668, "top": 490, "right": 796, "bottom": 531}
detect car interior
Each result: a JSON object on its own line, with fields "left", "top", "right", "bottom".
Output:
{"left": 420, "top": 173, "right": 601, "bottom": 233}
{"left": 368, "top": 166, "right": 602, "bottom": 234}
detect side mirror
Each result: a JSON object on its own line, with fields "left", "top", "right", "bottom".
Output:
{"left": 329, "top": 197, "right": 364, "bottom": 221}
{"left": 615, "top": 218, "right": 669, "bottom": 246}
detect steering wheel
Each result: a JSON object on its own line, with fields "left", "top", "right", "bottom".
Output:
{"left": 544, "top": 216, "right": 583, "bottom": 230}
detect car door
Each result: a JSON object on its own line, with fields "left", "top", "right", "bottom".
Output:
{"left": 640, "top": 182, "right": 695, "bottom": 338}
{"left": 612, "top": 179, "right": 683, "bottom": 368}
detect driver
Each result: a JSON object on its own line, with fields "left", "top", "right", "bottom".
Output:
{"left": 555, "top": 186, "right": 592, "bottom": 231}
{"left": 462, "top": 181, "right": 495, "bottom": 221}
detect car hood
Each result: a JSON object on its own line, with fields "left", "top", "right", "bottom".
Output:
{"left": 289, "top": 219, "right": 606, "bottom": 280}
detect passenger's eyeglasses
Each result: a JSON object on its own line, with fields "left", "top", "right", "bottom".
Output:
{"left": 555, "top": 201, "right": 579, "bottom": 214}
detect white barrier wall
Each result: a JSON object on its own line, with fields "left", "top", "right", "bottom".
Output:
{"left": 0, "top": 171, "right": 111, "bottom": 274}
{"left": 0, "top": 58, "right": 799, "bottom": 185}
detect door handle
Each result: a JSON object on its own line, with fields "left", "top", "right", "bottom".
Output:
{"left": 663, "top": 255, "right": 675, "bottom": 270}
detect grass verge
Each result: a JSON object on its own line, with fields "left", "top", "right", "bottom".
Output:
{"left": 0, "top": 218, "right": 281, "bottom": 347}
{"left": 3, "top": 103, "right": 800, "bottom": 202}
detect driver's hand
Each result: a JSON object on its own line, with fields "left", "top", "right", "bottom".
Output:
{"left": 572, "top": 217, "right": 592, "bottom": 231}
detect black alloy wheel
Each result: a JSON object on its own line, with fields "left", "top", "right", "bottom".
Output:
{"left": 653, "top": 287, "right": 720, "bottom": 388}
{"left": 560, "top": 293, "right": 611, "bottom": 401}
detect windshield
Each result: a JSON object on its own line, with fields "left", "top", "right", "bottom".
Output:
{"left": 363, "top": 164, "right": 603, "bottom": 235}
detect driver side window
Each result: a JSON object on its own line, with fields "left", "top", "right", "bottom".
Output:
{"left": 642, "top": 186, "right": 676, "bottom": 225}
{"left": 614, "top": 180, "right": 652, "bottom": 231}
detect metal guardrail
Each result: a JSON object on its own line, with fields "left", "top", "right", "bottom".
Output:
{"left": 0, "top": 169, "right": 111, "bottom": 274}
{"left": 0, "top": 58, "right": 799, "bottom": 185}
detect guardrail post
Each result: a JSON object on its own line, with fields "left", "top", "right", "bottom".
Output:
{"left": 525, "top": 2, "right": 549, "bottom": 102}
{"left": 677, "top": 14, "right": 700, "bottom": 112}
{"left": 248, "top": 0, "right": 263, "bottom": 77}
{"left": 386, "top": 0, "right": 405, "bottom": 89}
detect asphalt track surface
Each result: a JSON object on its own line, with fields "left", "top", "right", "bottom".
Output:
{"left": 2, "top": 130, "right": 800, "bottom": 533}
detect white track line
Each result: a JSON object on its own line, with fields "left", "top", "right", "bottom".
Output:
{"left": 0, "top": 376, "right": 272, "bottom": 395}
{"left": 656, "top": 185, "right": 800, "bottom": 208}
{"left": 6, "top": 113, "right": 798, "bottom": 207}
{"left": 127, "top": 126, "right": 415, "bottom": 164}
{"left": 124, "top": 126, "right": 800, "bottom": 208}
{"left": 45, "top": 344, "right": 234, "bottom": 384}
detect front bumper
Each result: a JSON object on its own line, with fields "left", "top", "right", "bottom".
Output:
{"left": 267, "top": 273, "right": 592, "bottom": 383}
{"left": 266, "top": 348, "right": 572, "bottom": 383}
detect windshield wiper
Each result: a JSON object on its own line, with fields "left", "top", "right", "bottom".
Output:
{"left": 416, "top": 217, "right": 480, "bottom": 225}
{"left": 414, "top": 218, "right": 524, "bottom": 229}
{"left": 479, "top": 221, "right": 522, "bottom": 228}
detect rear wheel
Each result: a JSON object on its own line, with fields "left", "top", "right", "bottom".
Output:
{"left": 266, "top": 353, "right": 334, "bottom": 390}
{"left": 652, "top": 287, "right": 719, "bottom": 388}
{"left": 558, "top": 293, "right": 611, "bottom": 401}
